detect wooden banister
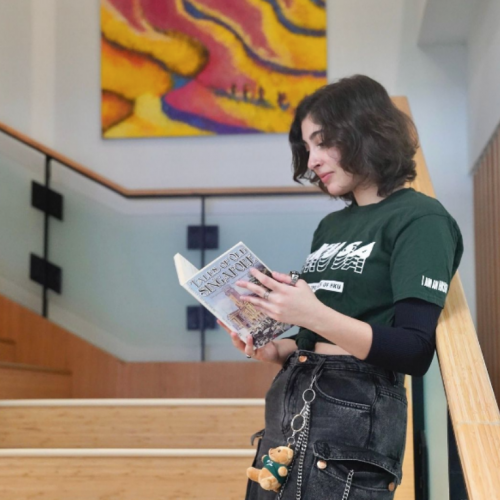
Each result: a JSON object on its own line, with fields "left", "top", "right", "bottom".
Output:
{"left": 0, "top": 119, "right": 320, "bottom": 199}
{"left": 395, "top": 97, "right": 500, "bottom": 498}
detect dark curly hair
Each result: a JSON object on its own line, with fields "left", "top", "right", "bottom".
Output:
{"left": 289, "top": 75, "right": 419, "bottom": 203}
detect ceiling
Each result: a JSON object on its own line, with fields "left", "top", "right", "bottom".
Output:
{"left": 418, "top": 0, "right": 485, "bottom": 45}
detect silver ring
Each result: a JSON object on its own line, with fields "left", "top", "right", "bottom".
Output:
{"left": 289, "top": 271, "right": 300, "bottom": 286}
{"left": 263, "top": 290, "right": 271, "bottom": 300}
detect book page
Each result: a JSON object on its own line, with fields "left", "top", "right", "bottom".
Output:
{"left": 182, "top": 242, "right": 292, "bottom": 347}
{"left": 173, "top": 254, "right": 199, "bottom": 285}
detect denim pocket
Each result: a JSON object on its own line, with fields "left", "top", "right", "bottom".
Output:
{"left": 314, "top": 369, "right": 376, "bottom": 410}
{"left": 307, "top": 442, "right": 400, "bottom": 499}
{"left": 369, "top": 389, "right": 408, "bottom": 462}
{"left": 310, "top": 371, "right": 374, "bottom": 448}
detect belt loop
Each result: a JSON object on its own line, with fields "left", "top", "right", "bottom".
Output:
{"left": 311, "top": 357, "right": 326, "bottom": 380}
{"left": 390, "top": 370, "right": 398, "bottom": 386}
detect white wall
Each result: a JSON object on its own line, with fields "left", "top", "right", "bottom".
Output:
{"left": 0, "top": 0, "right": 475, "bottom": 346}
{"left": 328, "top": 0, "right": 475, "bottom": 319}
{"left": 0, "top": 0, "right": 32, "bottom": 133}
{"left": 468, "top": 0, "right": 500, "bottom": 166}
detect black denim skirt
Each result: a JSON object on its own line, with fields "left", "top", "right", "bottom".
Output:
{"left": 245, "top": 351, "right": 408, "bottom": 500}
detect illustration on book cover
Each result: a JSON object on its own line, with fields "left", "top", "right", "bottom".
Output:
{"left": 185, "top": 243, "right": 291, "bottom": 348}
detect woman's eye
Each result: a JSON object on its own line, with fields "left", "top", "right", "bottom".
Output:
{"left": 317, "top": 142, "right": 324, "bottom": 148}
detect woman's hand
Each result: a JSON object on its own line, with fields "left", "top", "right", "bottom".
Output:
{"left": 235, "top": 269, "right": 322, "bottom": 330}
{"left": 217, "top": 320, "right": 283, "bottom": 364}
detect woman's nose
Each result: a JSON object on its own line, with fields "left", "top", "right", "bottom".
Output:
{"left": 307, "top": 151, "right": 321, "bottom": 170}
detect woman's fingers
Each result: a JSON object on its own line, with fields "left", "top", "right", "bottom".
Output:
{"left": 249, "top": 269, "right": 283, "bottom": 291}
{"left": 272, "top": 271, "right": 293, "bottom": 284}
{"left": 244, "top": 335, "right": 256, "bottom": 357}
{"left": 217, "top": 319, "right": 231, "bottom": 334}
{"left": 236, "top": 280, "right": 268, "bottom": 297}
{"left": 217, "top": 320, "right": 246, "bottom": 352}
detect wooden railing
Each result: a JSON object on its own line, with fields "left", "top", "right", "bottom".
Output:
{"left": 0, "top": 119, "right": 319, "bottom": 199}
{"left": 395, "top": 97, "right": 500, "bottom": 498}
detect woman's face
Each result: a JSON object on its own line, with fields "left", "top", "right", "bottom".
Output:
{"left": 301, "top": 115, "right": 362, "bottom": 197}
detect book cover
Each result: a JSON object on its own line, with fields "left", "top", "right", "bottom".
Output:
{"left": 174, "top": 242, "right": 292, "bottom": 348}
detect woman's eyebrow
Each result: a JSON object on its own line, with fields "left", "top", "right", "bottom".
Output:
{"left": 309, "top": 129, "right": 323, "bottom": 141}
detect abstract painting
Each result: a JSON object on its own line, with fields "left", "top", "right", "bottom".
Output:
{"left": 101, "top": 0, "right": 327, "bottom": 137}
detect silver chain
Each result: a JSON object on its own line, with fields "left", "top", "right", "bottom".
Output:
{"left": 294, "top": 405, "right": 311, "bottom": 500}
{"left": 275, "top": 375, "right": 355, "bottom": 500}
{"left": 341, "top": 470, "right": 355, "bottom": 500}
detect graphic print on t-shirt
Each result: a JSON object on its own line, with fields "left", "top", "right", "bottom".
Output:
{"left": 302, "top": 241, "right": 376, "bottom": 275}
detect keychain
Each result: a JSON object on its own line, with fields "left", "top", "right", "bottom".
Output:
{"left": 248, "top": 368, "right": 354, "bottom": 499}
{"left": 277, "top": 375, "right": 354, "bottom": 500}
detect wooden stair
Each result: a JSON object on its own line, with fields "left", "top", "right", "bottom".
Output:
{"left": 0, "top": 452, "right": 253, "bottom": 500}
{"left": 0, "top": 399, "right": 260, "bottom": 500}
{"left": 0, "top": 397, "right": 415, "bottom": 499}
{"left": 0, "top": 399, "right": 264, "bottom": 449}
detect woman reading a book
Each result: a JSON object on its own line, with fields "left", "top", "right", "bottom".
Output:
{"left": 219, "top": 75, "right": 463, "bottom": 500}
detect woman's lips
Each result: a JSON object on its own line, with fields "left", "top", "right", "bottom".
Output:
{"left": 319, "top": 172, "right": 333, "bottom": 182}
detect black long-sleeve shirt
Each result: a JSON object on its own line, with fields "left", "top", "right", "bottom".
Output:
{"left": 290, "top": 297, "right": 441, "bottom": 377}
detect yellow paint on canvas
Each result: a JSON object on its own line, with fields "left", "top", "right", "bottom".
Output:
{"left": 213, "top": 96, "right": 293, "bottom": 133}
{"left": 102, "top": 91, "right": 133, "bottom": 131}
{"left": 101, "top": 37, "right": 173, "bottom": 100}
{"left": 175, "top": 7, "right": 322, "bottom": 109}
{"left": 177, "top": 0, "right": 325, "bottom": 70}
{"left": 104, "top": 94, "right": 212, "bottom": 138}
{"left": 274, "top": 0, "right": 326, "bottom": 31}
{"left": 102, "top": 1, "right": 207, "bottom": 78}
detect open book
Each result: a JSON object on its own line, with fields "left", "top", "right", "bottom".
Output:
{"left": 174, "top": 242, "right": 292, "bottom": 348}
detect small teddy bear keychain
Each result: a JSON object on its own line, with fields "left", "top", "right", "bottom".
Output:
{"left": 246, "top": 375, "right": 318, "bottom": 494}
{"left": 247, "top": 446, "right": 294, "bottom": 492}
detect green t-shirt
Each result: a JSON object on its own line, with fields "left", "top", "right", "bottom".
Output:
{"left": 295, "top": 188, "right": 463, "bottom": 347}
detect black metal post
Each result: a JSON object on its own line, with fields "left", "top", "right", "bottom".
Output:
{"left": 448, "top": 411, "right": 468, "bottom": 499}
{"left": 200, "top": 195, "right": 206, "bottom": 361}
{"left": 412, "top": 376, "right": 429, "bottom": 500}
{"left": 42, "top": 156, "right": 52, "bottom": 317}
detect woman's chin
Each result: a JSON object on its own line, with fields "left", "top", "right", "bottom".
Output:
{"left": 326, "top": 185, "right": 347, "bottom": 197}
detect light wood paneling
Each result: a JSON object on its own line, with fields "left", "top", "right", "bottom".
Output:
{"left": 0, "top": 403, "right": 265, "bottom": 449}
{"left": 0, "top": 295, "right": 279, "bottom": 399}
{"left": 0, "top": 455, "right": 251, "bottom": 500}
{"left": 68, "top": 335, "right": 123, "bottom": 399}
{"left": 0, "top": 296, "right": 69, "bottom": 371}
{"left": 0, "top": 338, "right": 16, "bottom": 362}
{"left": 474, "top": 129, "right": 500, "bottom": 401}
{"left": 120, "top": 361, "right": 280, "bottom": 399}
{"left": 0, "top": 363, "right": 71, "bottom": 399}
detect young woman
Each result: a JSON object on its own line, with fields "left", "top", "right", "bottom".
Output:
{"left": 220, "top": 75, "right": 463, "bottom": 500}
